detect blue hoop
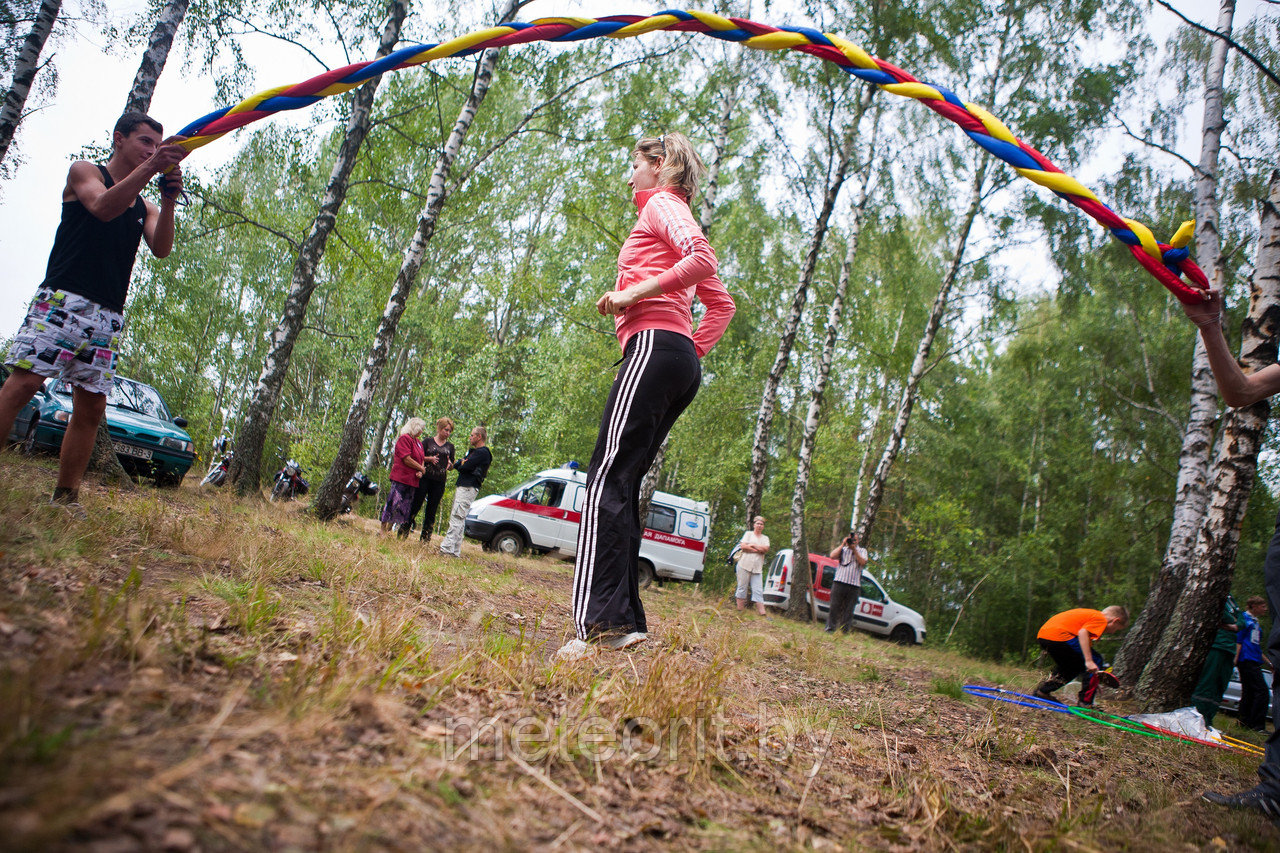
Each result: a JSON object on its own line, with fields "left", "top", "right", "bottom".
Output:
{"left": 963, "top": 685, "right": 1072, "bottom": 713}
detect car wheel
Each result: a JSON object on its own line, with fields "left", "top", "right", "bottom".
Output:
{"left": 637, "top": 560, "right": 656, "bottom": 590}
{"left": 156, "top": 470, "right": 184, "bottom": 489}
{"left": 890, "top": 624, "right": 916, "bottom": 645}
{"left": 490, "top": 529, "right": 526, "bottom": 557}
{"left": 22, "top": 420, "right": 39, "bottom": 455}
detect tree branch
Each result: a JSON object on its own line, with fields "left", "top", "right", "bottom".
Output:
{"left": 1155, "top": 0, "right": 1280, "bottom": 91}
{"left": 1112, "top": 110, "right": 1198, "bottom": 174}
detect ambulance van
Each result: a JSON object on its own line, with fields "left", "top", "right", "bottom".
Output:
{"left": 463, "top": 466, "right": 711, "bottom": 586}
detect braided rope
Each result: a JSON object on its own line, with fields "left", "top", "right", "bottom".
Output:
{"left": 172, "top": 10, "right": 1209, "bottom": 303}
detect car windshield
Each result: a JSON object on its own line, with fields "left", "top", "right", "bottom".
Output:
{"left": 107, "top": 378, "right": 170, "bottom": 420}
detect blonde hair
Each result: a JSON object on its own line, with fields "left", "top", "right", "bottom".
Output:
{"left": 436, "top": 417, "right": 454, "bottom": 431}
{"left": 633, "top": 132, "right": 706, "bottom": 201}
{"left": 1103, "top": 605, "right": 1129, "bottom": 625}
{"left": 400, "top": 417, "right": 427, "bottom": 437}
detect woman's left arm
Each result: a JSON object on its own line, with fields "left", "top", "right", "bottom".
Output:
{"left": 692, "top": 275, "right": 735, "bottom": 357}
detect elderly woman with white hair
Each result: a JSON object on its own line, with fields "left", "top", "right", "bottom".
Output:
{"left": 381, "top": 416, "right": 427, "bottom": 535}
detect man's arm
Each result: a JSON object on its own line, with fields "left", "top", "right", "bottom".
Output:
{"left": 854, "top": 546, "right": 868, "bottom": 567}
{"left": 66, "top": 143, "right": 186, "bottom": 223}
{"left": 143, "top": 169, "right": 182, "bottom": 258}
{"left": 1078, "top": 628, "right": 1099, "bottom": 672}
{"left": 828, "top": 544, "right": 844, "bottom": 560}
{"left": 1183, "top": 290, "right": 1280, "bottom": 407}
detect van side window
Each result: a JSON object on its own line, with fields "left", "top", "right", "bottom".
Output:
{"left": 571, "top": 486, "right": 584, "bottom": 513}
{"left": 821, "top": 565, "right": 836, "bottom": 590}
{"left": 861, "top": 577, "right": 887, "bottom": 603}
{"left": 645, "top": 504, "right": 677, "bottom": 534}
{"left": 678, "top": 511, "right": 706, "bottom": 540}
{"left": 524, "top": 480, "right": 564, "bottom": 507}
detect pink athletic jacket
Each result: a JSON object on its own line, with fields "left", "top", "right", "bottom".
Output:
{"left": 614, "top": 187, "right": 735, "bottom": 357}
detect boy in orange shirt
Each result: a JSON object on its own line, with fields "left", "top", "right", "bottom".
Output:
{"left": 1032, "top": 606, "right": 1129, "bottom": 706}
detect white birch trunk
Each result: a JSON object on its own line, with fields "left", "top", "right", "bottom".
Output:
{"left": 849, "top": 308, "right": 904, "bottom": 529}
{"left": 231, "top": 1, "right": 407, "bottom": 496}
{"left": 856, "top": 157, "right": 988, "bottom": 541}
{"left": 124, "top": 0, "right": 189, "bottom": 115}
{"left": 312, "top": 17, "right": 512, "bottom": 519}
{"left": 743, "top": 88, "right": 873, "bottom": 526}
{"left": 1142, "top": 169, "right": 1280, "bottom": 710}
{"left": 786, "top": 178, "right": 871, "bottom": 621}
{"left": 1115, "top": 0, "right": 1235, "bottom": 685}
{"left": 0, "top": 0, "right": 60, "bottom": 168}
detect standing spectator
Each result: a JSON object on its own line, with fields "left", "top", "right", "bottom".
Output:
{"left": 1237, "top": 596, "right": 1270, "bottom": 733}
{"left": 0, "top": 112, "right": 186, "bottom": 511}
{"left": 1032, "top": 606, "right": 1129, "bottom": 707}
{"left": 400, "top": 417, "right": 455, "bottom": 542}
{"left": 1191, "top": 595, "right": 1248, "bottom": 725}
{"left": 438, "top": 426, "right": 491, "bottom": 557}
{"left": 735, "top": 516, "right": 770, "bottom": 617}
{"left": 825, "top": 532, "right": 868, "bottom": 634}
{"left": 381, "top": 417, "right": 426, "bottom": 535}
{"left": 556, "top": 132, "right": 734, "bottom": 661}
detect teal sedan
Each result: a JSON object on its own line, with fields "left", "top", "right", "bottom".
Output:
{"left": 11, "top": 374, "right": 195, "bottom": 487}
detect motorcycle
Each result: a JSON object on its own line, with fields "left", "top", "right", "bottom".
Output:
{"left": 338, "top": 470, "right": 380, "bottom": 514}
{"left": 270, "top": 458, "right": 309, "bottom": 502}
{"left": 199, "top": 435, "right": 234, "bottom": 487}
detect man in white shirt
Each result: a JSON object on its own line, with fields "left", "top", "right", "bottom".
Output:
{"left": 825, "top": 532, "right": 868, "bottom": 634}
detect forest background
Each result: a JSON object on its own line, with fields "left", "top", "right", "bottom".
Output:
{"left": 2, "top": 0, "right": 1278, "bottom": 668}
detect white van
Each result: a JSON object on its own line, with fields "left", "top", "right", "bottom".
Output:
{"left": 463, "top": 466, "right": 711, "bottom": 586}
{"left": 761, "top": 549, "right": 926, "bottom": 645}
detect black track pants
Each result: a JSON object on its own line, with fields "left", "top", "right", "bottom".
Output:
{"left": 1257, "top": 508, "right": 1280, "bottom": 792}
{"left": 571, "top": 330, "right": 701, "bottom": 641}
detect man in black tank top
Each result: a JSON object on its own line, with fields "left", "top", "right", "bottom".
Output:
{"left": 0, "top": 112, "right": 187, "bottom": 509}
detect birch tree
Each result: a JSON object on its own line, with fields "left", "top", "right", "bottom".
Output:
{"left": 0, "top": 0, "right": 61, "bottom": 170}
{"left": 1142, "top": 169, "right": 1280, "bottom": 710}
{"left": 311, "top": 0, "right": 522, "bottom": 520}
{"left": 786, "top": 171, "right": 874, "bottom": 622}
{"left": 856, "top": 156, "right": 988, "bottom": 541}
{"left": 1114, "top": 0, "right": 1236, "bottom": 686}
{"left": 230, "top": 0, "right": 407, "bottom": 496}
{"left": 742, "top": 87, "right": 872, "bottom": 525}
{"left": 123, "top": 0, "right": 189, "bottom": 115}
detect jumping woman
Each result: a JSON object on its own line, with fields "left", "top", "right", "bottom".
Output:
{"left": 557, "top": 132, "right": 735, "bottom": 660}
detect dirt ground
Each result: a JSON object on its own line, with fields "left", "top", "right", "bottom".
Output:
{"left": 1, "top": 456, "right": 1278, "bottom": 851}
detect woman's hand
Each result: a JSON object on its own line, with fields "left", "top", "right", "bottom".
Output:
{"left": 597, "top": 278, "right": 663, "bottom": 316}
{"left": 596, "top": 288, "right": 639, "bottom": 316}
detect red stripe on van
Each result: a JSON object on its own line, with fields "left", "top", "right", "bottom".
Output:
{"left": 493, "top": 498, "right": 706, "bottom": 552}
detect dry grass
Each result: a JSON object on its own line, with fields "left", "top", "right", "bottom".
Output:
{"left": 0, "top": 453, "right": 1277, "bottom": 851}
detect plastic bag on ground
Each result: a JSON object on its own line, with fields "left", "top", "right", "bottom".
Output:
{"left": 1127, "top": 707, "right": 1220, "bottom": 741}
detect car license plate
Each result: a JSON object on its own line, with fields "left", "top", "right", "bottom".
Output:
{"left": 113, "top": 442, "right": 152, "bottom": 460}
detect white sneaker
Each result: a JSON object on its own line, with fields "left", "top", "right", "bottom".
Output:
{"left": 555, "top": 638, "right": 595, "bottom": 661}
{"left": 605, "top": 632, "right": 648, "bottom": 651}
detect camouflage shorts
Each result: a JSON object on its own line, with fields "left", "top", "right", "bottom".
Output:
{"left": 5, "top": 288, "right": 124, "bottom": 396}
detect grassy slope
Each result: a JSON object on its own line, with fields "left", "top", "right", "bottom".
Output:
{"left": 0, "top": 456, "right": 1275, "bottom": 852}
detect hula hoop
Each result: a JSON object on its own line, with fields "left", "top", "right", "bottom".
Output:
{"left": 1217, "top": 733, "right": 1266, "bottom": 756}
{"left": 1068, "top": 707, "right": 1175, "bottom": 740}
{"left": 963, "top": 685, "right": 1072, "bottom": 713}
